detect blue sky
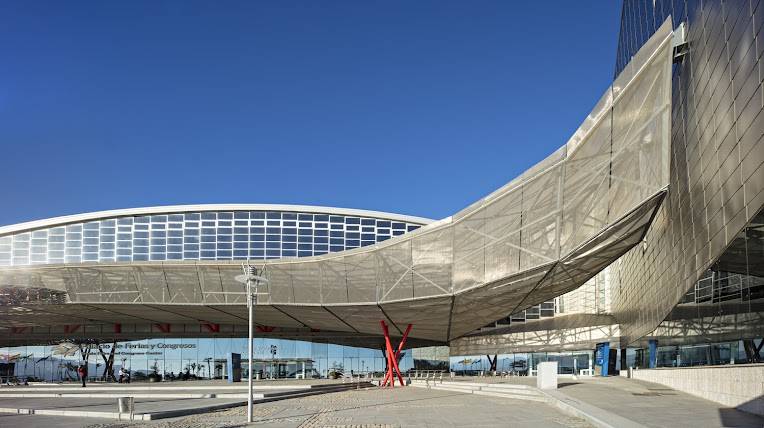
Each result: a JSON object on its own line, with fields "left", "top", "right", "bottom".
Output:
{"left": 0, "top": 1, "right": 622, "bottom": 225}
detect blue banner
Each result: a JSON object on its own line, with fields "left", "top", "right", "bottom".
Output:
{"left": 595, "top": 342, "right": 610, "bottom": 376}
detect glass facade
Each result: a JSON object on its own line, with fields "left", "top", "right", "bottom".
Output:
{"left": 625, "top": 340, "right": 764, "bottom": 369}
{"left": 0, "top": 208, "right": 424, "bottom": 380}
{"left": 0, "top": 337, "right": 413, "bottom": 382}
{"left": 448, "top": 351, "right": 593, "bottom": 376}
{"left": 625, "top": 207, "right": 764, "bottom": 366}
{"left": 0, "top": 210, "right": 423, "bottom": 266}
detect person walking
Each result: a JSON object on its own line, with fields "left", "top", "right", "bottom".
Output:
{"left": 77, "top": 363, "right": 87, "bottom": 388}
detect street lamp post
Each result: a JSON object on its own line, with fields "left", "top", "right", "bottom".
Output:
{"left": 235, "top": 265, "right": 269, "bottom": 424}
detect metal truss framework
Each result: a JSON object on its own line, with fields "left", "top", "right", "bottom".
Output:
{"left": 0, "top": 20, "right": 676, "bottom": 348}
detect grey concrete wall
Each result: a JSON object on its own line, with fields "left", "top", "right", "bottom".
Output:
{"left": 631, "top": 364, "right": 764, "bottom": 416}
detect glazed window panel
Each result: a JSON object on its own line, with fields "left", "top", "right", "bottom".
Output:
{"left": 0, "top": 211, "right": 426, "bottom": 265}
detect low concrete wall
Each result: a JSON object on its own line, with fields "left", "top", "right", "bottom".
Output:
{"left": 630, "top": 364, "right": 764, "bottom": 416}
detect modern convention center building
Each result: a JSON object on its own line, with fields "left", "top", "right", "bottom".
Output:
{"left": 1, "top": 1, "right": 762, "bottom": 396}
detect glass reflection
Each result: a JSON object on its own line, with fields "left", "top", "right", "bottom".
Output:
{"left": 626, "top": 208, "right": 764, "bottom": 369}
{"left": 446, "top": 351, "right": 593, "bottom": 376}
{"left": 0, "top": 338, "right": 410, "bottom": 382}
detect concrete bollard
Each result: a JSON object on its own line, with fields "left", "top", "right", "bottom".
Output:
{"left": 536, "top": 362, "right": 558, "bottom": 390}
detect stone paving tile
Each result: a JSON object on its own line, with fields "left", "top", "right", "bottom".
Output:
{"left": 0, "top": 413, "right": 115, "bottom": 428}
{"left": 224, "top": 387, "right": 587, "bottom": 428}
{"left": 67, "top": 387, "right": 587, "bottom": 428}
{"left": 7, "top": 377, "right": 764, "bottom": 427}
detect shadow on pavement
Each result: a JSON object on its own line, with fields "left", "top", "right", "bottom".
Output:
{"left": 718, "top": 394, "right": 764, "bottom": 428}
{"left": 557, "top": 382, "right": 581, "bottom": 388}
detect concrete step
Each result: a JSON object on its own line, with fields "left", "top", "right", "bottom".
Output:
{"left": 413, "top": 381, "right": 540, "bottom": 394}
{"left": 0, "top": 382, "right": 373, "bottom": 401}
{"left": 425, "top": 385, "right": 479, "bottom": 394}
{"left": 421, "top": 385, "right": 540, "bottom": 397}
{"left": 476, "top": 383, "right": 534, "bottom": 390}
{"left": 0, "top": 392, "right": 228, "bottom": 399}
{"left": 21, "top": 384, "right": 311, "bottom": 391}
{"left": 411, "top": 381, "right": 534, "bottom": 391}
{"left": 412, "top": 381, "right": 548, "bottom": 403}
{"left": 473, "top": 390, "right": 548, "bottom": 402}
{"left": 0, "top": 382, "right": 375, "bottom": 421}
{"left": 429, "top": 384, "right": 480, "bottom": 392}
{"left": 412, "top": 381, "right": 485, "bottom": 388}
{"left": 479, "top": 386, "right": 539, "bottom": 396}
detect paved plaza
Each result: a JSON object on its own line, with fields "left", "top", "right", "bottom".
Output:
{"left": 0, "top": 386, "right": 592, "bottom": 428}
{"left": 419, "top": 375, "right": 764, "bottom": 428}
{"left": 0, "top": 377, "right": 763, "bottom": 427}
{"left": 553, "top": 376, "right": 764, "bottom": 428}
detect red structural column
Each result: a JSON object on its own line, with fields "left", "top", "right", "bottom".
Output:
{"left": 379, "top": 321, "right": 413, "bottom": 387}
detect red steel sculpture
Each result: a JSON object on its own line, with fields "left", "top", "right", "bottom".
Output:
{"left": 379, "top": 320, "right": 412, "bottom": 388}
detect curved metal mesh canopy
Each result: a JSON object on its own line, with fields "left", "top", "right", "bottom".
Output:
{"left": 0, "top": 20, "right": 676, "bottom": 346}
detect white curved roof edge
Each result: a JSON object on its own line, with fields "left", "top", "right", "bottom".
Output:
{"left": 0, "top": 203, "right": 436, "bottom": 237}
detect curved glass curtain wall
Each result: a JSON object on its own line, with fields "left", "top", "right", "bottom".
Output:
{"left": 0, "top": 211, "right": 424, "bottom": 266}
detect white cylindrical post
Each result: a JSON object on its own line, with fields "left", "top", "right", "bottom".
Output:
{"left": 235, "top": 265, "right": 268, "bottom": 426}
{"left": 247, "top": 279, "right": 254, "bottom": 423}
